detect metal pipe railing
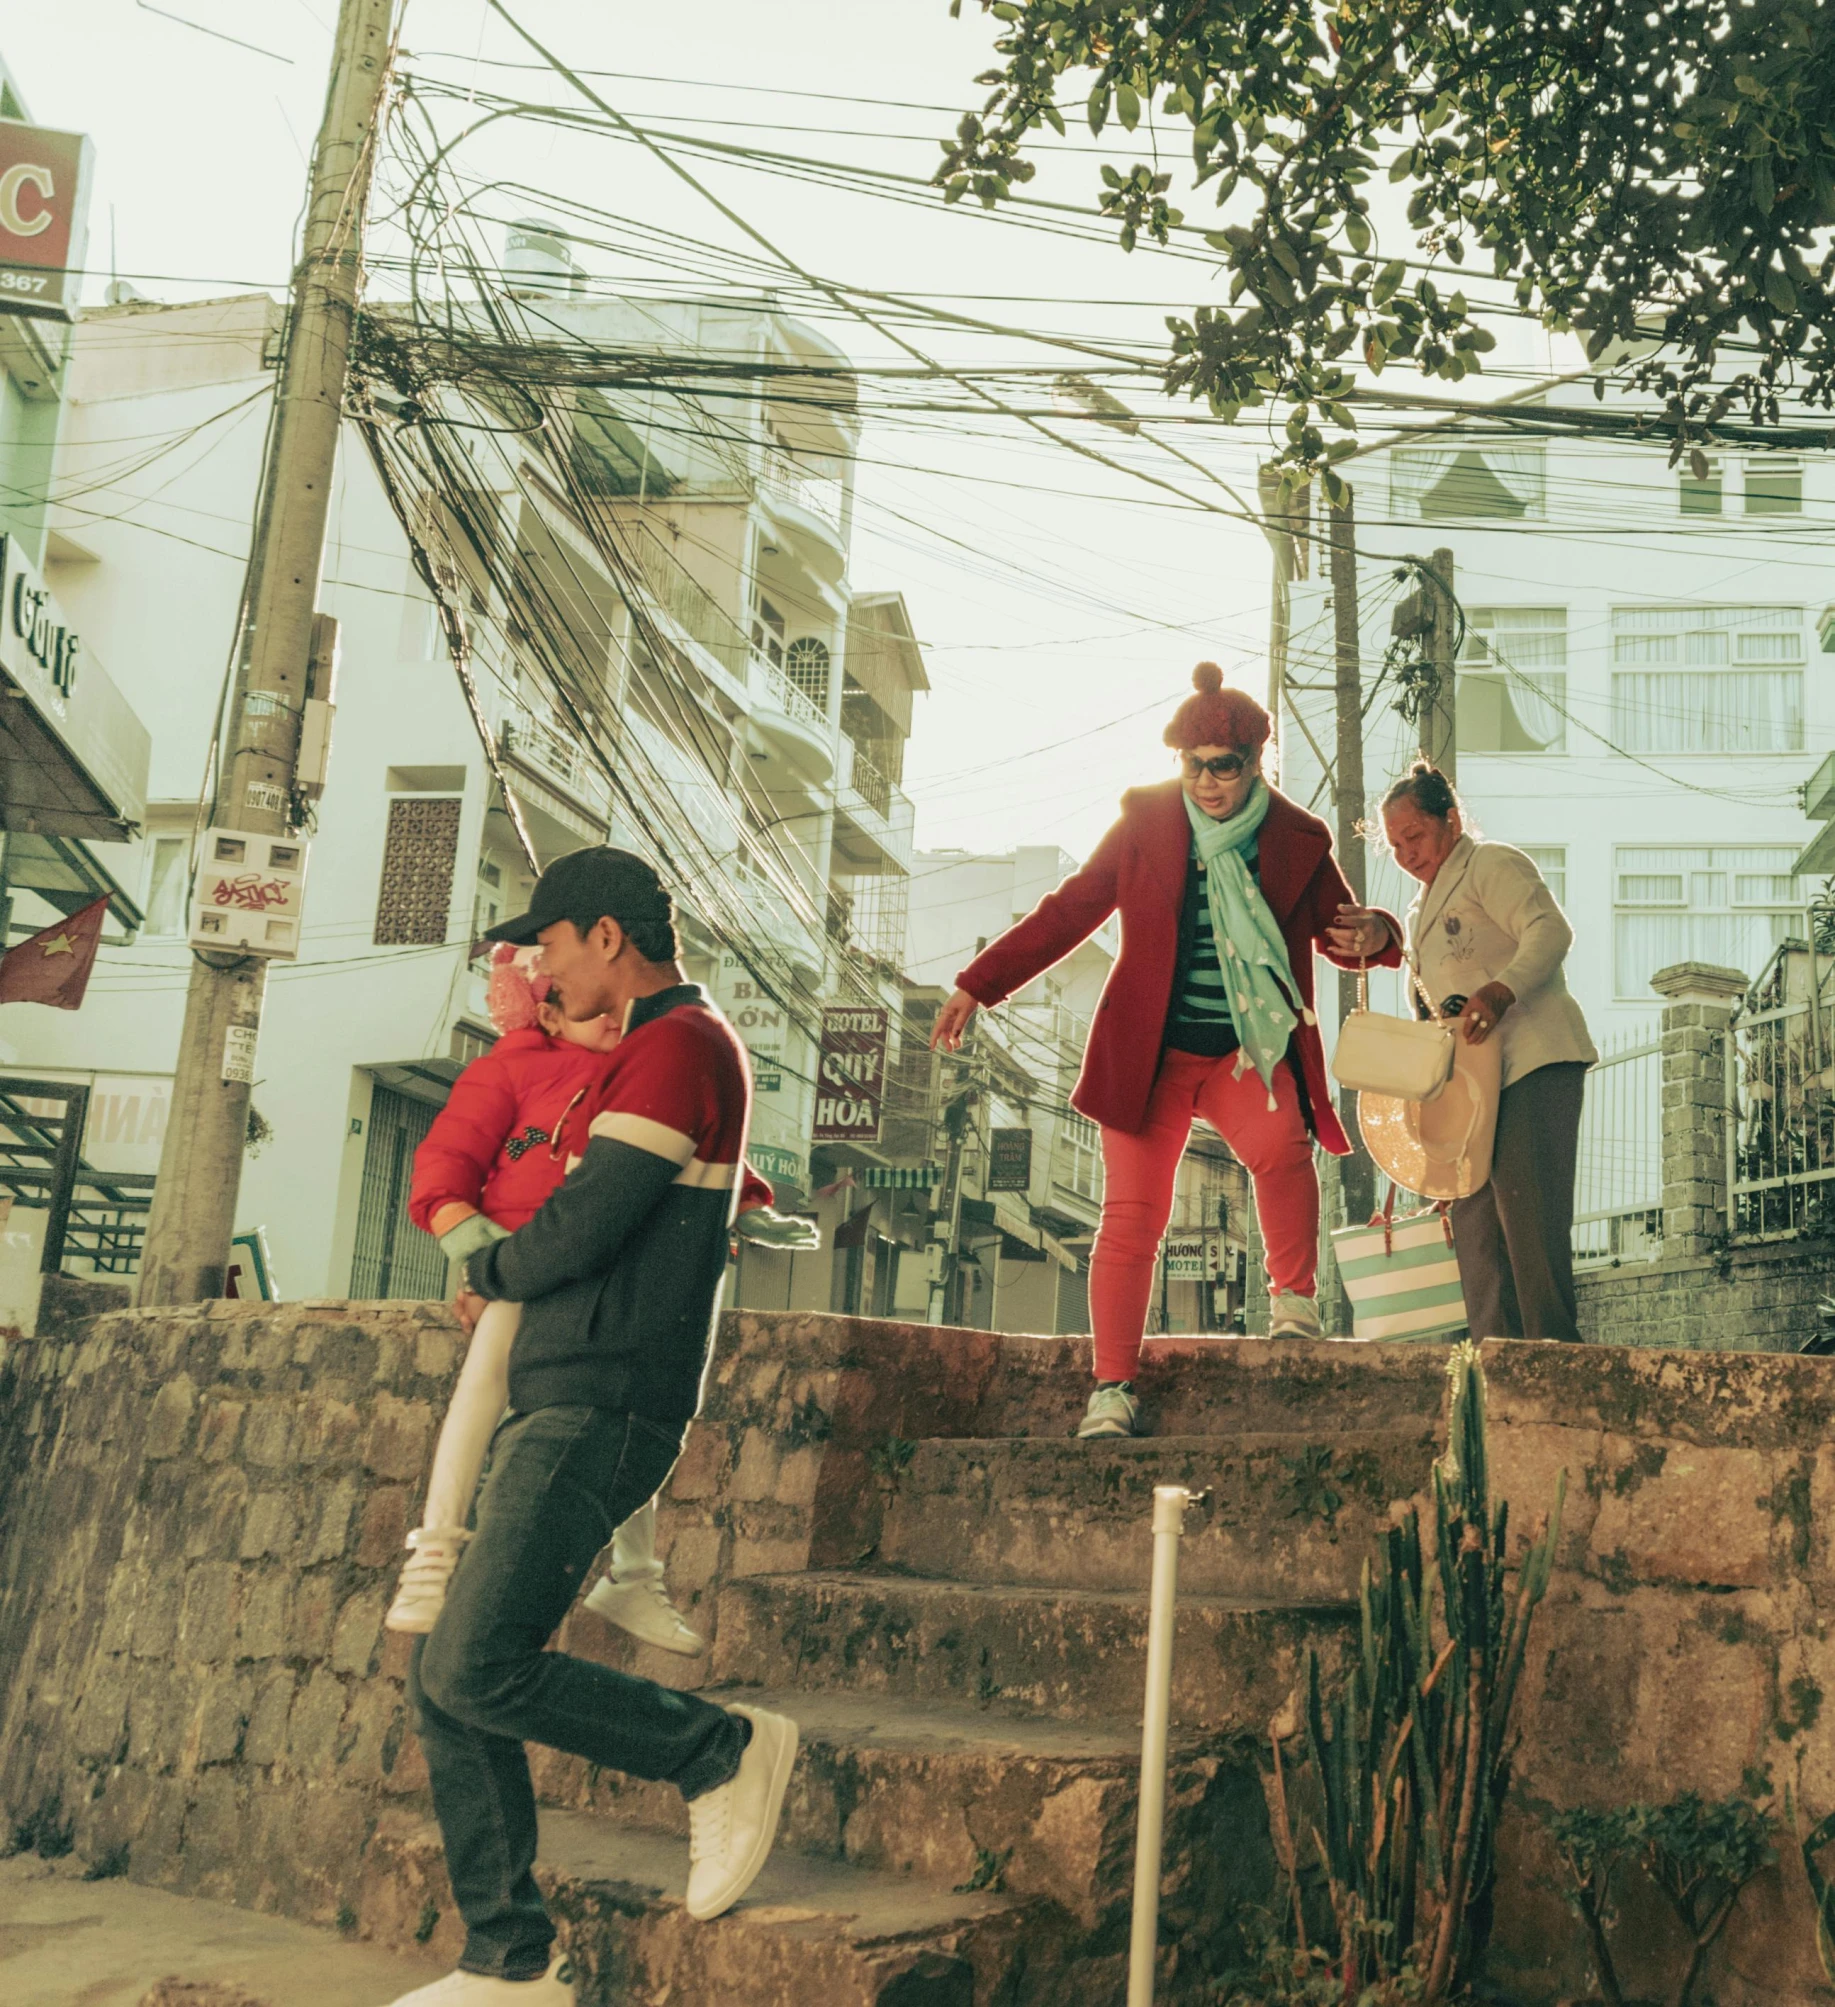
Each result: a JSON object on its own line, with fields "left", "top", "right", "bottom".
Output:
{"left": 1128, "top": 1483, "right": 1193, "bottom": 2007}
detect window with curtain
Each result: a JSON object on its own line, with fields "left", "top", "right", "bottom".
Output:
{"left": 1390, "top": 445, "right": 1546, "bottom": 521}
{"left": 1520, "top": 846, "right": 1567, "bottom": 908}
{"left": 1613, "top": 845, "right": 1803, "bottom": 997}
{"left": 1459, "top": 607, "right": 1567, "bottom": 751}
{"left": 1609, "top": 606, "right": 1804, "bottom": 752}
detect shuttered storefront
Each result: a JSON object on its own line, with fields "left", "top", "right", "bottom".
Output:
{"left": 349, "top": 1084, "right": 450, "bottom": 1299}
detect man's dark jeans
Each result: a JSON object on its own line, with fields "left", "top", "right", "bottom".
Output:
{"left": 409, "top": 1405, "right": 746, "bottom": 1981}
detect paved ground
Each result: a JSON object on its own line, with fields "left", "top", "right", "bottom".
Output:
{"left": 0, "top": 1853, "right": 443, "bottom": 2007}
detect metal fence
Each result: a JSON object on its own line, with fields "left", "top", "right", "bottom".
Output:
{"left": 1727, "top": 945, "right": 1835, "bottom": 1242}
{"left": 1572, "top": 1032, "right": 1663, "bottom": 1266}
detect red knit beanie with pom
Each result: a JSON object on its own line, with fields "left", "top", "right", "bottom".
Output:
{"left": 486, "top": 942, "right": 553, "bottom": 1036}
{"left": 1162, "top": 662, "right": 1272, "bottom": 751}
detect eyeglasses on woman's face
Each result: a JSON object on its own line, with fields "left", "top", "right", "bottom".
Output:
{"left": 1180, "top": 751, "right": 1250, "bottom": 781}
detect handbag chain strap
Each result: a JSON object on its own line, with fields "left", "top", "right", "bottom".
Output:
{"left": 1354, "top": 949, "right": 1441, "bottom": 1022}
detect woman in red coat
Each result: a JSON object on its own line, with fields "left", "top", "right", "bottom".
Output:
{"left": 932, "top": 666, "right": 1400, "bottom": 1437}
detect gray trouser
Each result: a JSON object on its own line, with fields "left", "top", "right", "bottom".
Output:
{"left": 1450, "top": 1060, "right": 1588, "bottom": 1343}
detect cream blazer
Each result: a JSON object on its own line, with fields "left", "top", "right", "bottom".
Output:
{"left": 1404, "top": 836, "right": 1597, "bottom": 1090}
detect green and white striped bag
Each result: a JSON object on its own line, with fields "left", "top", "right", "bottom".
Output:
{"left": 1330, "top": 1186, "right": 1468, "bottom": 1343}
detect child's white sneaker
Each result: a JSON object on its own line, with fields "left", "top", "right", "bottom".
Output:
{"left": 384, "top": 1526, "right": 470, "bottom": 1635}
{"left": 583, "top": 1575, "right": 707, "bottom": 1657}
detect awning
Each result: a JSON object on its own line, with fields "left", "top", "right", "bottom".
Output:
{"left": 1039, "top": 1229, "right": 1081, "bottom": 1274}
{"left": 6, "top": 831, "right": 143, "bottom": 937}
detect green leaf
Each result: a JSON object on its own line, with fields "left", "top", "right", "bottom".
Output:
{"left": 1753, "top": 156, "right": 1776, "bottom": 214}
{"left": 1116, "top": 82, "right": 1141, "bottom": 131}
{"left": 1345, "top": 210, "right": 1372, "bottom": 254}
{"left": 1373, "top": 259, "right": 1406, "bottom": 306}
{"left": 1088, "top": 84, "right": 1111, "bottom": 136}
{"left": 1270, "top": 237, "right": 1303, "bottom": 280}
{"left": 1765, "top": 265, "right": 1798, "bottom": 314}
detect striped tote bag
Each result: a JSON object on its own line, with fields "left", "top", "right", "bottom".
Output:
{"left": 1330, "top": 1186, "right": 1468, "bottom": 1343}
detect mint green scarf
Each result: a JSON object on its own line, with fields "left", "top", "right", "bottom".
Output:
{"left": 1184, "top": 780, "right": 1311, "bottom": 1104}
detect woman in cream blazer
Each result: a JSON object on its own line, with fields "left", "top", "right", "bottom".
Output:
{"left": 1382, "top": 763, "right": 1597, "bottom": 1342}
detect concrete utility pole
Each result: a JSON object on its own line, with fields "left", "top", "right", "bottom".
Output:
{"left": 1422, "top": 545, "right": 1458, "bottom": 781}
{"left": 1328, "top": 491, "right": 1375, "bottom": 1233}
{"left": 138, "top": 0, "right": 397, "bottom": 1305}
{"left": 1256, "top": 464, "right": 1309, "bottom": 765}
{"left": 927, "top": 1066, "right": 976, "bottom": 1326}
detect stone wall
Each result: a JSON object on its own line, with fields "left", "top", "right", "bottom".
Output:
{"left": 1577, "top": 1239, "right": 1831, "bottom": 1351}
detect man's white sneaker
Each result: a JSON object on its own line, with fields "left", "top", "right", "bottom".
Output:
{"left": 685, "top": 1704, "right": 799, "bottom": 1921}
{"left": 582, "top": 1576, "right": 708, "bottom": 1657}
{"left": 384, "top": 1952, "right": 573, "bottom": 2004}
{"left": 383, "top": 1526, "right": 471, "bottom": 1635}
{"left": 1268, "top": 1292, "right": 1324, "bottom": 1341}
{"left": 1077, "top": 1382, "right": 1141, "bottom": 1439}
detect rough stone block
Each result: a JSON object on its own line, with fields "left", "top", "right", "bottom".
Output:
{"left": 192, "top": 1670, "right": 252, "bottom": 1767}
{"left": 1590, "top": 1441, "right": 1779, "bottom": 1589}
{"left": 182, "top": 1464, "right": 251, "bottom": 1563}
{"left": 285, "top": 1668, "right": 349, "bottom": 1774}
{"left": 774, "top": 1443, "right": 824, "bottom": 1510}
{"left": 241, "top": 1401, "right": 295, "bottom": 1469}
{"left": 415, "top": 1326, "right": 460, "bottom": 1381}
{"left": 179, "top": 1561, "right": 240, "bottom": 1663}
{"left": 356, "top": 1485, "right": 411, "bottom": 1569}
{"left": 331, "top": 1590, "right": 385, "bottom": 1677}
{"left": 335, "top": 1678, "right": 405, "bottom": 1786}
{"left": 297, "top": 1396, "right": 362, "bottom": 1468}
{"left": 292, "top": 1571, "right": 338, "bottom": 1659}
{"left": 669, "top": 1425, "right": 727, "bottom": 1501}
{"left": 235, "top": 1570, "right": 293, "bottom": 1661}
{"left": 308, "top": 1475, "right": 359, "bottom": 1563}
{"left": 138, "top": 1982, "right": 272, "bottom": 2007}
{"left": 364, "top": 1394, "right": 432, "bottom": 1481}
{"left": 244, "top": 1669, "right": 295, "bottom": 1766}
{"left": 143, "top": 1375, "right": 196, "bottom": 1461}
{"left": 238, "top": 1492, "right": 298, "bottom": 1561}
{"left": 71, "top": 1649, "right": 132, "bottom": 1761}
{"left": 731, "top": 1426, "right": 782, "bottom": 1503}
{"left": 196, "top": 1399, "right": 246, "bottom": 1463}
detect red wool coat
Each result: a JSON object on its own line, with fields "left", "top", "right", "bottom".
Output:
{"left": 956, "top": 780, "right": 1402, "bottom": 1153}
{"left": 410, "top": 1026, "right": 771, "bottom": 1235}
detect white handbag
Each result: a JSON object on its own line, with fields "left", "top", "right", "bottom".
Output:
{"left": 1329, "top": 963, "right": 1457, "bottom": 1104}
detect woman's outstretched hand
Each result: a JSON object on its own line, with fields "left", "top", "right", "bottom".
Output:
{"left": 931, "top": 988, "right": 978, "bottom": 1051}
{"left": 1327, "top": 905, "right": 1391, "bottom": 959}
{"left": 1457, "top": 981, "right": 1516, "bottom": 1045}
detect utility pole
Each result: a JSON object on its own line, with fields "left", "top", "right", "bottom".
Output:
{"left": 1257, "top": 465, "right": 1310, "bottom": 765}
{"left": 1422, "top": 546, "right": 1458, "bottom": 780}
{"left": 927, "top": 1062, "right": 976, "bottom": 1326}
{"left": 1328, "top": 491, "right": 1375, "bottom": 1234}
{"left": 138, "top": 0, "right": 397, "bottom": 1305}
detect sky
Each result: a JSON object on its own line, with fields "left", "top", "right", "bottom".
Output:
{"left": 0, "top": 0, "right": 1558, "bottom": 866}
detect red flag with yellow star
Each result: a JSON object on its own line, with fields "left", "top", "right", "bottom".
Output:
{"left": 0, "top": 896, "right": 109, "bottom": 1010}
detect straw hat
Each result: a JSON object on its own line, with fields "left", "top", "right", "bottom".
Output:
{"left": 1357, "top": 1034, "right": 1503, "bottom": 1202}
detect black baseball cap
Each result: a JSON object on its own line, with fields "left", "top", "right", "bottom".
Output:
{"left": 482, "top": 846, "right": 674, "bottom": 947}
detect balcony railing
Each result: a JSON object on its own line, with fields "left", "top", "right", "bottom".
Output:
{"left": 846, "top": 742, "right": 892, "bottom": 817}
{"left": 749, "top": 646, "right": 830, "bottom": 737}
{"left": 500, "top": 708, "right": 611, "bottom": 818}
{"left": 628, "top": 526, "right": 748, "bottom": 680}
{"left": 760, "top": 448, "right": 845, "bottom": 537}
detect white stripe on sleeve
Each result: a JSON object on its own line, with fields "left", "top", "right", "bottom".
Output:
{"left": 587, "top": 1110, "right": 697, "bottom": 1165}
{"left": 673, "top": 1157, "right": 738, "bottom": 1190}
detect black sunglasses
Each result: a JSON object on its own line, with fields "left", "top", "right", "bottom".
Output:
{"left": 1180, "top": 751, "right": 1251, "bottom": 780}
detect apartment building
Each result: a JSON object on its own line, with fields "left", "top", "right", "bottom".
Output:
{"left": 0, "top": 272, "right": 927, "bottom": 1313}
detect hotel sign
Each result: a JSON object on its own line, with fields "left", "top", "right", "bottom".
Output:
{"left": 0, "top": 120, "right": 94, "bottom": 320}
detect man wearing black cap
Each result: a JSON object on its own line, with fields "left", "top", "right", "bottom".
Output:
{"left": 386, "top": 848, "right": 799, "bottom": 2007}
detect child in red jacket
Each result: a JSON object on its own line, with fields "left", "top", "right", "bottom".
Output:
{"left": 385, "top": 945, "right": 813, "bottom": 1641}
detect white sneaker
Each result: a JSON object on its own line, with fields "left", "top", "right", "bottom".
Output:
{"left": 1076, "top": 1383, "right": 1141, "bottom": 1438}
{"left": 685, "top": 1704, "right": 799, "bottom": 1921}
{"left": 1268, "top": 1292, "right": 1324, "bottom": 1341}
{"left": 583, "top": 1576, "right": 708, "bottom": 1657}
{"left": 384, "top": 1952, "right": 573, "bottom": 2003}
{"left": 384, "top": 1526, "right": 471, "bottom": 1635}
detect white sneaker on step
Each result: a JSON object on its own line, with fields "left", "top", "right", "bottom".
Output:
{"left": 384, "top": 1952, "right": 573, "bottom": 2003}
{"left": 685, "top": 1704, "right": 799, "bottom": 1921}
{"left": 582, "top": 1576, "right": 708, "bottom": 1657}
{"left": 383, "top": 1526, "right": 471, "bottom": 1635}
{"left": 1268, "top": 1292, "right": 1324, "bottom": 1341}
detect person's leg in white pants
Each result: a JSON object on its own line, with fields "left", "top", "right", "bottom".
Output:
{"left": 385, "top": 1300, "right": 521, "bottom": 1635}
{"left": 583, "top": 1493, "right": 706, "bottom": 1656}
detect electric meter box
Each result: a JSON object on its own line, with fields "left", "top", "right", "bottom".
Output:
{"left": 189, "top": 828, "right": 309, "bottom": 959}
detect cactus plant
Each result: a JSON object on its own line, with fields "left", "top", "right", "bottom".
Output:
{"left": 1252, "top": 1342, "right": 1565, "bottom": 2006}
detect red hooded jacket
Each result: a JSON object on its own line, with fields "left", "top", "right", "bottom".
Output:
{"left": 955, "top": 780, "right": 1402, "bottom": 1153}
{"left": 410, "top": 1026, "right": 770, "bottom": 1235}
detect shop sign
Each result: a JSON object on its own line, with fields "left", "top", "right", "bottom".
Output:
{"left": 987, "top": 1126, "right": 1033, "bottom": 1192}
{"left": 0, "top": 120, "right": 94, "bottom": 320}
{"left": 712, "top": 950, "right": 787, "bottom": 1093}
{"left": 748, "top": 1141, "right": 806, "bottom": 1189}
{"left": 812, "top": 1004, "right": 887, "bottom": 1143}
{"left": 1162, "top": 1232, "right": 1223, "bottom": 1281}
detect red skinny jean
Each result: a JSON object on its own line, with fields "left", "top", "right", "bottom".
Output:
{"left": 1088, "top": 1047, "right": 1319, "bottom": 1382}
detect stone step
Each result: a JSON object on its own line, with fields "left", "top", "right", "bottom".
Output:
{"left": 874, "top": 1429, "right": 1434, "bottom": 1598}
{"left": 963, "top": 1334, "right": 1454, "bottom": 1440}
{"left": 531, "top": 1686, "right": 1270, "bottom": 1937}
{"left": 709, "top": 1569, "right": 1356, "bottom": 1731}
{"left": 359, "top": 1805, "right": 1075, "bottom": 2007}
